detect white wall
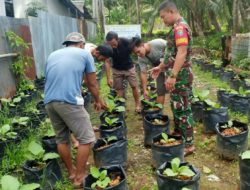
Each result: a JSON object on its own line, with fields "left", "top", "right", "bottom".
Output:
{"left": 0, "top": 0, "right": 6, "bottom": 16}
{"left": 13, "top": 0, "right": 72, "bottom": 18}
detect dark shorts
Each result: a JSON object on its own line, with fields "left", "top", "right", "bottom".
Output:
{"left": 45, "top": 102, "right": 95, "bottom": 145}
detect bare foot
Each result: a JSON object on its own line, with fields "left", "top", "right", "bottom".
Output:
{"left": 184, "top": 145, "right": 195, "bottom": 157}
{"left": 69, "top": 167, "right": 76, "bottom": 182}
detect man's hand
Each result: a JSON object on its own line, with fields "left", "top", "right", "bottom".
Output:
{"left": 107, "top": 79, "right": 113, "bottom": 88}
{"left": 149, "top": 66, "right": 161, "bottom": 79}
{"left": 165, "top": 77, "right": 176, "bottom": 91}
{"left": 94, "top": 99, "right": 106, "bottom": 112}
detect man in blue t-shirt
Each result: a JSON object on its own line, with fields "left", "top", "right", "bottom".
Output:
{"left": 44, "top": 32, "right": 105, "bottom": 188}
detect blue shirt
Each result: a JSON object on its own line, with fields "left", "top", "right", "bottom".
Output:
{"left": 44, "top": 47, "right": 95, "bottom": 105}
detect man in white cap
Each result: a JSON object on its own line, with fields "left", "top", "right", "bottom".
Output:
{"left": 44, "top": 32, "right": 105, "bottom": 187}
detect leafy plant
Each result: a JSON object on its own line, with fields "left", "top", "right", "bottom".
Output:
{"left": 105, "top": 99, "right": 125, "bottom": 113}
{"left": 238, "top": 87, "right": 250, "bottom": 96}
{"left": 24, "top": 141, "right": 59, "bottom": 162}
{"left": 0, "top": 175, "right": 40, "bottom": 190}
{"left": 0, "top": 124, "right": 17, "bottom": 141}
{"left": 163, "top": 158, "right": 195, "bottom": 178}
{"left": 12, "top": 117, "right": 30, "bottom": 126}
{"left": 90, "top": 167, "right": 111, "bottom": 189}
{"left": 5, "top": 31, "right": 33, "bottom": 88}
{"left": 103, "top": 136, "right": 118, "bottom": 145}
{"left": 241, "top": 150, "right": 250, "bottom": 160}
{"left": 103, "top": 117, "right": 119, "bottom": 127}
{"left": 160, "top": 133, "right": 177, "bottom": 144}
{"left": 204, "top": 99, "right": 221, "bottom": 109}
{"left": 141, "top": 99, "right": 163, "bottom": 109}
{"left": 220, "top": 120, "right": 233, "bottom": 129}
{"left": 25, "top": 1, "right": 47, "bottom": 17}
{"left": 192, "top": 89, "right": 209, "bottom": 102}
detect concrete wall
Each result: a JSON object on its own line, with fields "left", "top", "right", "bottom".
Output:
{"left": 13, "top": 0, "right": 71, "bottom": 18}
{"left": 0, "top": 0, "right": 6, "bottom": 16}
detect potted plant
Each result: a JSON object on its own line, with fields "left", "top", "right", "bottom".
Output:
{"left": 229, "top": 75, "right": 245, "bottom": 91}
{"left": 22, "top": 141, "right": 62, "bottom": 189}
{"left": 220, "top": 68, "right": 235, "bottom": 83}
{"left": 239, "top": 150, "right": 250, "bottom": 190}
{"left": 99, "top": 117, "right": 126, "bottom": 139}
{"left": 42, "top": 127, "right": 57, "bottom": 153}
{"left": 140, "top": 90, "right": 158, "bottom": 109}
{"left": 215, "top": 120, "right": 248, "bottom": 160}
{"left": 100, "top": 99, "right": 125, "bottom": 124}
{"left": 229, "top": 87, "right": 250, "bottom": 114}
{"left": 152, "top": 133, "right": 184, "bottom": 168}
{"left": 0, "top": 124, "right": 18, "bottom": 161}
{"left": 12, "top": 116, "right": 30, "bottom": 139}
{"left": 156, "top": 158, "right": 200, "bottom": 190}
{"left": 200, "top": 61, "right": 215, "bottom": 72}
{"left": 84, "top": 165, "right": 128, "bottom": 190}
{"left": 191, "top": 89, "right": 209, "bottom": 122}
{"left": 217, "top": 88, "right": 236, "bottom": 107}
{"left": 141, "top": 100, "right": 163, "bottom": 117}
{"left": 93, "top": 136, "right": 127, "bottom": 167}
{"left": 0, "top": 175, "right": 40, "bottom": 190}
{"left": 202, "top": 99, "right": 229, "bottom": 133}
{"left": 143, "top": 114, "right": 170, "bottom": 146}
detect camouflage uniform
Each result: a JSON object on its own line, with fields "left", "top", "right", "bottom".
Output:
{"left": 164, "top": 18, "right": 194, "bottom": 145}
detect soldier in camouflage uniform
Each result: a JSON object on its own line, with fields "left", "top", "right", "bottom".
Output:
{"left": 150, "top": 1, "right": 195, "bottom": 156}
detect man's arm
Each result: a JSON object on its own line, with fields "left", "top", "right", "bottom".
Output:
{"left": 85, "top": 72, "right": 104, "bottom": 111}
{"left": 140, "top": 71, "right": 148, "bottom": 98}
{"left": 105, "top": 59, "right": 113, "bottom": 87}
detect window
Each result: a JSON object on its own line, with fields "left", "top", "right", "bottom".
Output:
{"left": 5, "top": 0, "right": 14, "bottom": 17}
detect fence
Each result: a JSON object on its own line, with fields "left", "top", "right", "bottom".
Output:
{"left": 231, "top": 33, "right": 250, "bottom": 60}
{"left": 0, "top": 11, "right": 96, "bottom": 98}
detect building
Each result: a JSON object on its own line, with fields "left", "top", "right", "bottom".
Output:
{"left": 0, "top": 0, "right": 92, "bottom": 19}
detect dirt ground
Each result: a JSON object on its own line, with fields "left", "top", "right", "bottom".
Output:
{"left": 87, "top": 66, "right": 249, "bottom": 190}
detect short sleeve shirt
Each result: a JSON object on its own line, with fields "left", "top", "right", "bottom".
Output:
{"left": 174, "top": 24, "right": 189, "bottom": 47}
{"left": 44, "top": 47, "right": 95, "bottom": 105}
{"left": 111, "top": 38, "right": 133, "bottom": 71}
{"left": 138, "top": 39, "right": 166, "bottom": 73}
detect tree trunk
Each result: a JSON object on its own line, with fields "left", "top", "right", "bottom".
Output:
{"left": 146, "top": 1, "right": 159, "bottom": 36}
{"left": 135, "top": 0, "right": 141, "bottom": 24}
{"left": 239, "top": 0, "right": 249, "bottom": 31}
{"left": 232, "top": 0, "right": 239, "bottom": 35}
{"left": 98, "top": 0, "right": 105, "bottom": 33}
{"left": 191, "top": 0, "right": 204, "bottom": 36}
{"left": 208, "top": 10, "right": 221, "bottom": 32}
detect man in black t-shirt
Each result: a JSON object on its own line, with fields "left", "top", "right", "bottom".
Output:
{"left": 105, "top": 31, "right": 141, "bottom": 112}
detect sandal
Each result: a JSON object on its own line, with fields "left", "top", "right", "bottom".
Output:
{"left": 184, "top": 145, "right": 195, "bottom": 157}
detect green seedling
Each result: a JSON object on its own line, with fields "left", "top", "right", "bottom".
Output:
{"left": 103, "top": 136, "right": 118, "bottom": 145}
{"left": 103, "top": 117, "right": 119, "bottom": 127}
{"left": 220, "top": 120, "right": 241, "bottom": 134}
{"left": 0, "top": 175, "right": 40, "bottom": 190}
{"left": 238, "top": 87, "right": 250, "bottom": 96}
{"left": 160, "top": 133, "right": 177, "bottom": 144}
{"left": 204, "top": 99, "right": 221, "bottom": 109}
{"left": 24, "top": 141, "right": 59, "bottom": 163}
{"left": 163, "top": 158, "right": 195, "bottom": 178}
{"left": 241, "top": 150, "right": 250, "bottom": 160}
{"left": 0, "top": 124, "right": 17, "bottom": 141}
{"left": 90, "top": 166, "right": 111, "bottom": 189}
{"left": 192, "top": 89, "right": 209, "bottom": 102}
{"left": 141, "top": 99, "right": 163, "bottom": 109}
{"left": 12, "top": 117, "right": 30, "bottom": 126}
{"left": 106, "top": 99, "right": 125, "bottom": 113}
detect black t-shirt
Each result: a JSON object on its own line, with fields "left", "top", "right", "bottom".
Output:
{"left": 111, "top": 38, "right": 133, "bottom": 71}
